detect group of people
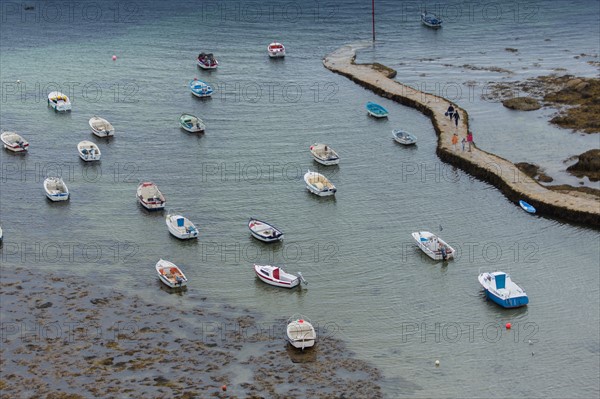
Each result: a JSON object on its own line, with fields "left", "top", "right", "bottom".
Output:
{"left": 446, "top": 105, "right": 473, "bottom": 152}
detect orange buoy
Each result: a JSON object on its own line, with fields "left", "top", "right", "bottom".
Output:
{"left": 221, "top": 385, "right": 227, "bottom": 391}
{"left": 506, "top": 322, "right": 511, "bottom": 329}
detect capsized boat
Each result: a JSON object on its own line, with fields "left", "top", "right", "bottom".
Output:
{"left": 1, "top": 131, "right": 29, "bottom": 152}
{"left": 304, "top": 170, "right": 336, "bottom": 197}
{"left": 197, "top": 52, "right": 218, "bottom": 69}
{"left": 77, "top": 141, "right": 101, "bottom": 161}
{"left": 189, "top": 78, "right": 213, "bottom": 98}
{"left": 179, "top": 113, "right": 205, "bottom": 133}
{"left": 411, "top": 231, "right": 455, "bottom": 261}
{"left": 309, "top": 143, "right": 340, "bottom": 165}
{"left": 89, "top": 116, "right": 115, "bottom": 138}
{"left": 366, "top": 101, "right": 388, "bottom": 118}
{"left": 268, "top": 42, "right": 286, "bottom": 58}
{"left": 47, "top": 91, "right": 71, "bottom": 112}
{"left": 44, "top": 177, "right": 69, "bottom": 201}
{"left": 478, "top": 272, "right": 529, "bottom": 308}
{"left": 421, "top": 12, "right": 443, "bottom": 28}
{"left": 392, "top": 130, "right": 417, "bottom": 145}
{"left": 155, "top": 259, "right": 188, "bottom": 288}
{"left": 286, "top": 314, "right": 316, "bottom": 350}
{"left": 254, "top": 264, "right": 306, "bottom": 288}
{"left": 519, "top": 200, "right": 536, "bottom": 214}
{"left": 137, "top": 182, "right": 166, "bottom": 211}
{"left": 166, "top": 213, "right": 199, "bottom": 240}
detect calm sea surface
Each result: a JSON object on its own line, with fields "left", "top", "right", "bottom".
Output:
{"left": 1, "top": 1, "right": 599, "bottom": 397}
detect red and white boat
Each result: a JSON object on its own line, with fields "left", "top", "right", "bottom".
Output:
{"left": 254, "top": 264, "right": 306, "bottom": 288}
{"left": 136, "top": 182, "right": 166, "bottom": 211}
{"left": 197, "top": 52, "right": 218, "bottom": 69}
{"left": 267, "top": 42, "right": 285, "bottom": 58}
{"left": 1, "top": 131, "right": 29, "bottom": 152}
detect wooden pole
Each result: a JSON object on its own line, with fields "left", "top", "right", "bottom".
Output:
{"left": 372, "top": 0, "right": 376, "bottom": 42}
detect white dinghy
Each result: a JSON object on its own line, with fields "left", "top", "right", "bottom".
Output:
{"left": 166, "top": 214, "right": 199, "bottom": 240}
{"left": 77, "top": 141, "right": 101, "bottom": 161}
{"left": 89, "top": 116, "right": 115, "bottom": 138}
{"left": 286, "top": 314, "right": 316, "bottom": 350}
{"left": 44, "top": 177, "right": 69, "bottom": 201}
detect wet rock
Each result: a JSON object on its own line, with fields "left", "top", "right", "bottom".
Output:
{"left": 505, "top": 47, "right": 518, "bottom": 53}
{"left": 566, "top": 149, "right": 600, "bottom": 181}
{"left": 36, "top": 301, "right": 53, "bottom": 309}
{"left": 90, "top": 298, "right": 110, "bottom": 305}
{"left": 502, "top": 97, "right": 541, "bottom": 111}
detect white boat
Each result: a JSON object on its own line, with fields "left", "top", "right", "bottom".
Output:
{"left": 137, "top": 182, "right": 166, "bottom": 211}
{"left": 478, "top": 272, "right": 529, "bottom": 308}
{"left": 166, "top": 214, "right": 199, "bottom": 240}
{"left": 155, "top": 259, "right": 188, "bottom": 288}
{"left": 197, "top": 52, "right": 218, "bottom": 69}
{"left": 411, "top": 231, "right": 455, "bottom": 261}
{"left": 77, "top": 141, "right": 101, "bottom": 161}
{"left": 248, "top": 218, "right": 284, "bottom": 243}
{"left": 286, "top": 315, "right": 316, "bottom": 350}
{"left": 1, "top": 131, "right": 29, "bottom": 152}
{"left": 268, "top": 42, "right": 286, "bottom": 58}
{"left": 254, "top": 265, "right": 306, "bottom": 288}
{"left": 179, "top": 113, "right": 205, "bottom": 133}
{"left": 303, "top": 170, "right": 336, "bottom": 196}
{"left": 89, "top": 116, "right": 115, "bottom": 138}
{"left": 189, "top": 78, "right": 214, "bottom": 98}
{"left": 47, "top": 91, "right": 71, "bottom": 112}
{"left": 392, "top": 130, "right": 417, "bottom": 145}
{"left": 309, "top": 143, "right": 340, "bottom": 165}
{"left": 44, "top": 177, "right": 69, "bottom": 201}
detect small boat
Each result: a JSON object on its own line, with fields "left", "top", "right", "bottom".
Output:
{"left": 47, "top": 91, "right": 71, "bottom": 112}
{"left": 197, "top": 52, "right": 218, "bottom": 69}
{"left": 248, "top": 218, "right": 284, "bottom": 243}
{"left": 166, "top": 214, "right": 199, "bottom": 240}
{"left": 421, "top": 12, "right": 443, "bottom": 28}
{"left": 366, "top": 102, "right": 389, "bottom": 118}
{"left": 254, "top": 264, "right": 307, "bottom": 288}
{"left": 392, "top": 130, "right": 417, "bottom": 145}
{"left": 44, "top": 177, "right": 69, "bottom": 201}
{"left": 89, "top": 116, "right": 115, "bottom": 138}
{"left": 155, "top": 259, "right": 188, "bottom": 288}
{"left": 189, "top": 78, "right": 213, "bottom": 98}
{"left": 309, "top": 143, "right": 340, "bottom": 165}
{"left": 268, "top": 42, "right": 286, "bottom": 58}
{"left": 77, "top": 141, "right": 101, "bottom": 161}
{"left": 1, "top": 131, "right": 29, "bottom": 152}
{"left": 286, "top": 314, "right": 316, "bottom": 350}
{"left": 411, "top": 231, "right": 455, "bottom": 261}
{"left": 519, "top": 200, "right": 536, "bottom": 214}
{"left": 478, "top": 272, "right": 529, "bottom": 308}
{"left": 137, "top": 182, "right": 166, "bottom": 211}
{"left": 304, "top": 170, "right": 336, "bottom": 196}
{"left": 179, "top": 113, "right": 205, "bottom": 133}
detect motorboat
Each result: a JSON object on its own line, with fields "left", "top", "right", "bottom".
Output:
{"left": 309, "top": 143, "right": 340, "bottom": 165}
{"left": 155, "top": 259, "right": 188, "bottom": 288}
{"left": 1, "top": 131, "right": 29, "bottom": 152}
{"left": 44, "top": 177, "right": 69, "bottom": 201}
{"left": 179, "top": 113, "right": 205, "bottom": 133}
{"left": 478, "top": 271, "right": 529, "bottom": 308}
{"left": 286, "top": 314, "right": 316, "bottom": 350}
{"left": 47, "top": 91, "right": 71, "bottom": 112}
{"left": 166, "top": 213, "right": 199, "bottom": 240}
{"left": 189, "top": 78, "right": 213, "bottom": 98}
{"left": 248, "top": 218, "right": 284, "bottom": 243}
{"left": 303, "top": 170, "right": 336, "bottom": 196}
{"left": 77, "top": 141, "right": 101, "bottom": 161}
{"left": 268, "top": 42, "right": 286, "bottom": 58}
{"left": 421, "top": 12, "right": 443, "bottom": 28}
{"left": 411, "top": 231, "right": 455, "bottom": 261}
{"left": 89, "top": 116, "right": 115, "bottom": 138}
{"left": 197, "top": 52, "right": 218, "bottom": 69}
{"left": 137, "top": 182, "right": 166, "bottom": 211}
{"left": 392, "top": 130, "right": 417, "bottom": 145}
{"left": 254, "top": 264, "right": 306, "bottom": 288}
{"left": 366, "top": 102, "right": 389, "bottom": 118}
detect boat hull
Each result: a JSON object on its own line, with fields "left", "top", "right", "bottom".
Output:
{"left": 312, "top": 156, "right": 340, "bottom": 166}
{"left": 254, "top": 265, "right": 299, "bottom": 288}
{"left": 138, "top": 198, "right": 166, "bottom": 211}
{"left": 2, "top": 143, "right": 28, "bottom": 152}
{"left": 46, "top": 193, "right": 70, "bottom": 202}
{"left": 519, "top": 200, "right": 536, "bottom": 214}
{"left": 483, "top": 289, "right": 529, "bottom": 308}
{"left": 306, "top": 184, "right": 336, "bottom": 196}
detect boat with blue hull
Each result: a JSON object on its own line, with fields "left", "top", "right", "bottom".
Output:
{"left": 478, "top": 272, "right": 529, "bottom": 308}
{"left": 519, "top": 200, "right": 536, "bottom": 214}
{"left": 189, "top": 78, "right": 213, "bottom": 98}
{"left": 365, "top": 102, "right": 389, "bottom": 118}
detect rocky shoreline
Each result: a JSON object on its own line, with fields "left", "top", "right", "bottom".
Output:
{"left": 0, "top": 266, "right": 384, "bottom": 398}
{"left": 323, "top": 43, "right": 600, "bottom": 227}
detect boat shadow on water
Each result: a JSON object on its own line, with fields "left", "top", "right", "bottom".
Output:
{"left": 157, "top": 280, "right": 188, "bottom": 295}
{"left": 285, "top": 342, "right": 317, "bottom": 363}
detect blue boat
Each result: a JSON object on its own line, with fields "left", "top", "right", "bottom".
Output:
{"left": 189, "top": 78, "right": 213, "bottom": 98}
{"left": 421, "top": 12, "right": 442, "bottom": 28}
{"left": 519, "top": 200, "right": 536, "bottom": 214}
{"left": 366, "top": 102, "right": 388, "bottom": 118}
{"left": 478, "top": 272, "right": 529, "bottom": 308}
